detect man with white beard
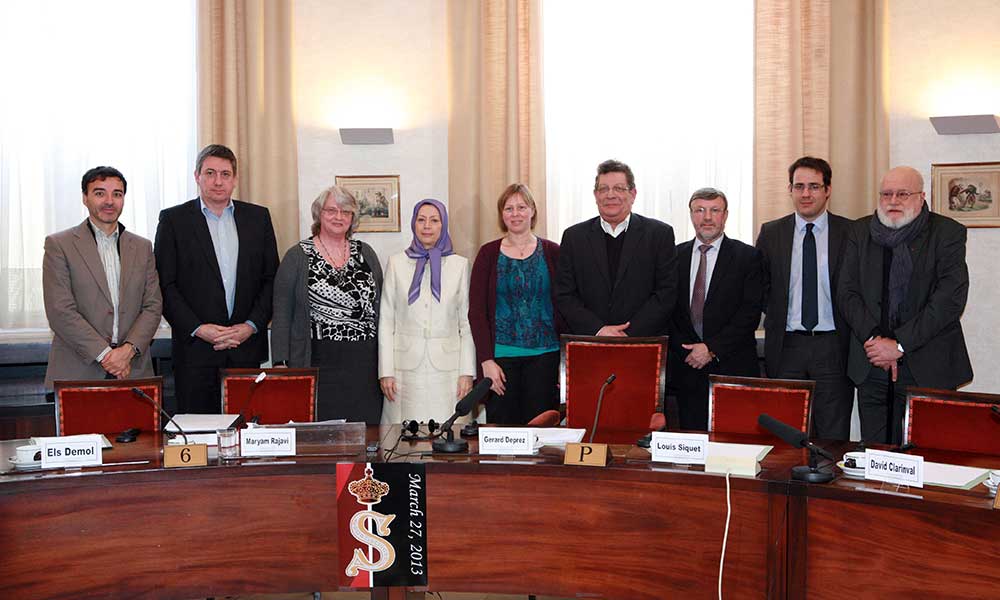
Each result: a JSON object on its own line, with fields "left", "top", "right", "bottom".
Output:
{"left": 837, "top": 166, "right": 972, "bottom": 444}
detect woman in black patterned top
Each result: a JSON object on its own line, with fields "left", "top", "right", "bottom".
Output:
{"left": 272, "top": 185, "right": 383, "bottom": 423}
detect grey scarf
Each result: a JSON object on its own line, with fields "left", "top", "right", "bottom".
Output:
{"left": 868, "top": 203, "right": 929, "bottom": 324}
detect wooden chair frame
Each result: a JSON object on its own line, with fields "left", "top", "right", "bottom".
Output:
{"left": 220, "top": 368, "right": 319, "bottom": 424}
{"left": 707, "top": 375, "right": 815, "bottom": 436}
{"left": 902, "top": 386, "right": 1000, "bottom": 454}
{"left": 54, "top": 377, "right": 162, "bottom": 436}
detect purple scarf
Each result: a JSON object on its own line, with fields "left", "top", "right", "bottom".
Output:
{"left": 405, "top": 199, "right": 453, "bottom": 304}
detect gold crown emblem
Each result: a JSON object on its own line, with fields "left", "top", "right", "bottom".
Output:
{"left": 348, "top": 466, "right": 390, "bottom": 505}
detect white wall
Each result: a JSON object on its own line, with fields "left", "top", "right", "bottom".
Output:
{"left": 888, "top": 0, "right": 1000, "bottom": 392}
{"left": 292, "top": 0, "right": 448, "bottom": 268}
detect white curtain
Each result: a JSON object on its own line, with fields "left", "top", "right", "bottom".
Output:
{"left": 0, "top": 0, "right": 198, "bottom": 330}
{"left": 544, "top": 0, "right": 754, "bottom": 245}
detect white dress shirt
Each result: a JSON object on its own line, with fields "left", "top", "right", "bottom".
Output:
{"left": 600, "top": 212, "right": 632, "bottom": 238}
{"left": 688, "top": 235, "right": 724, "bottom": 303}
{"left": 786, "top": 211, "right": 836, "bottom": 331}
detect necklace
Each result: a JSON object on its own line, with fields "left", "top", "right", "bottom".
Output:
{"left": 316, "top": 235, "right": 350, "bottom": 268}
{"left": 503, "top": 234, "right": 536, "bottom": 259}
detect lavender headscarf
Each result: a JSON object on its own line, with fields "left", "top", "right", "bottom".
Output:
{"left": 405, "top": 199, "right": 453, "bottom": 304}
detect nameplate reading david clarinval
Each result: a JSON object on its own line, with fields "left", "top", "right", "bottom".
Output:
{"left": 163, "top": 444, "right": 208, "bottom": 468}
{"left": 864, "top": 449, "right": 924, "bottom": 488}
{"left": 564, "top": 443, "right": 609, "bottom": 466}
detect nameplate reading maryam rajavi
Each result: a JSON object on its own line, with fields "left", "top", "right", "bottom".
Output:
{"left": 865, "top": 449, "right": 924, "bottom": 488}
{"left": 241, "top": 428, "right": 296, "bottom": 457}
{"left": 478, "top": 428, "right": 535, "bottom": 455}
{"left": 40, "top": 434, "right": 103, "bottom": 469}
{"left": 650, "top": 432, "right": 708, "bottom": 464}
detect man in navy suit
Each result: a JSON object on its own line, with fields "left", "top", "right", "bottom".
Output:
{"left": 669, "top": 188, "right": 762, "bottom": 430}
{"left": 556, "top": 159, "right": 677, "bottom": 338}
{"left": 756, "top": 157, "right": 854, "bottom": 440}
{"left": 154, "top": 145, "right": 279, "bottom": 414}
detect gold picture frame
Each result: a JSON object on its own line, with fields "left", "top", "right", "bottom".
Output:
{"left": 931, "top": 162, "right": 1000, "bottom": 227}
{"left": 334, "top": 175, "right": 401, "bottom": 232}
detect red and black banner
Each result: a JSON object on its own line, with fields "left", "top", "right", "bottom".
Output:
{"left": 336, "top": 462, "right": 428, "bottom": 588}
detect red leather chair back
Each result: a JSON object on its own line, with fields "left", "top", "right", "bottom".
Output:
{"left": 561, "top": 335, "right": 668, "bottom": 443}
{"left": 708, "top": 375, "right": 813, "bottom": 437}
{"left": 55, "top": 378, "right": 162, "bottom": 436}
{"left": 904, "top": 388, "right": 1000, "bottom": 455}
{"left": 221, "top": 368, "right": 318, "bottom": 424}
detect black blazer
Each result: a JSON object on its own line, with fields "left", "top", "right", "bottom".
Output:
{"left": 556, "top": 213, "right": 677, "bottom": 337}
{"left": 669, "top": 235, "right": 762, "bottom": 376}
{"left": 154, "top": 198, "right": 279, "bottom": 366}
{"left": 837, "top": 212, "right": 972, "bottom": 389}
{"left": 755, "top": 212, "right": 851, "bottom": 377}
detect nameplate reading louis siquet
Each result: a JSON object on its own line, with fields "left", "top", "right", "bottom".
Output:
{"left": 240, "top": 428, "right": 297, "bottom": 457}
{"left": 650, "top": 432, "right": 709, "bottom": 465}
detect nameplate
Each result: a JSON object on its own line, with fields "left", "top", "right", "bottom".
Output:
{"left": 241, "top": 428, "right": 296, "bottom": 456}
{"left": 650, "top": 432, "right": 708, "bottom": 464}
{"left": 564, "top": 443, "right": 609, "bottom": 466}
{"left": 865, "top": 449, "right": 924, "bottom": 488}
{"left": 478, "top": 427, "right": 535, "bottom": 455}
{"left": 163, "top": 444, "right": 209, "bottom": 468}
{"left": 40, "top": 435, "right": 103, "bottom": 469}
{"left": 994, "top": 491, "right": 1000, "bottom": 510}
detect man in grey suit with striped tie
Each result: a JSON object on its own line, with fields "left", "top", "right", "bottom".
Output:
{"left": 42, "top": 166, "right": 163, "bottom": 389}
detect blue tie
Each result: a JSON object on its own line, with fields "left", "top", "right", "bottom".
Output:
{"left": 802, "top": 223, "right": 818, "bottom": 331}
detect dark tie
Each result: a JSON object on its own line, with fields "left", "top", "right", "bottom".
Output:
{"left": 691, "top": 244, "right": 711, "bottom": 339}
{"left": 802, "top": 223, "right": 818, "bottom": 331}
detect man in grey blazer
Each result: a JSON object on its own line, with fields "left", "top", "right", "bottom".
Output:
{"left": 838, "top": 166, "right": 972, "bottom": 444}
{"left": 756, "top": 157, "right": 853, "bottom": 440}
{"left": 42, "top": 166, "right": 163, "bottom": 389}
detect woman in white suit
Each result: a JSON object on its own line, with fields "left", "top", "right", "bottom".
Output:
{"left": 379, "top": 199, "right": 476, "bottom": 424}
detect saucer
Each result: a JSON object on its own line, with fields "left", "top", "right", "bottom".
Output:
{"left": 836, "top": 461, "right": 865, "bottom": 480}
{"left": 985, "top": 479, "right": 998, "bottom": 498}
{"left": 8, "top": 457, "right": 42, "bottom": 471}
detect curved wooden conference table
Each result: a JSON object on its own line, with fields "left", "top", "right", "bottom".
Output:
{"left": 0, "top": 427, "right": 997, "bottom": 599}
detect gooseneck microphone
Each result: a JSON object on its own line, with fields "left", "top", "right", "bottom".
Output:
{"left": 241, "top": 371, "right": 267, "bottom": 424}
{"left": 588, "top": 373, "right": 616, "bottom": 444}
{"left": 432, "top": 378, "right": 493, "bottom": 453}
{"left": 131, "top": 387, "right": 190, "bottom": 445}
{"left": 757, "top": 413, "right": 835, "bottom": 483}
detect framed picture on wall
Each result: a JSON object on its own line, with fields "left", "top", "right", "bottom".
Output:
{"left": 931, "top": 162, "right": 1000, "bottom": 227}
{"left": 335, "top": 175, "right": 401, "bottom": 232}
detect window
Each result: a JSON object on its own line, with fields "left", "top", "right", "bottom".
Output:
{"left": 0, "top": 0, "right": 198, "bottom": 329}
{"left": 544, "top": 0, "right": 754, "bottom": 244}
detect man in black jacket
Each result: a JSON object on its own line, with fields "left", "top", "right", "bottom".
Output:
{"left": 669, "top": 188, "right": 762, "bottom": 430}
{"left": 154, "top": 144, "right": 279, "bottom": 414}
{"left": 556, "top": 159, "right": 677, "bottom": 338}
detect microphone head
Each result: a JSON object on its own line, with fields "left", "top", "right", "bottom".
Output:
{"left": 606, "top": 373, "right": 617, "bottom": 384}
{"left": 254, "top": 371, "right": 267, "bottom": 384}
{"left": 757, "top": 413, "right": 807, "bottom": 448}
{"left": 455, "top": 377, "right": 493, "bottom": 416}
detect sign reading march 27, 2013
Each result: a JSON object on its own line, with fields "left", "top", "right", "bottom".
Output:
{"left": 337, "top": 463, "right": 428, "bottom": 588}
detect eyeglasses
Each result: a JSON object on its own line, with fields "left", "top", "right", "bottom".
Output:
{"left": 596, "top": 185, "right": 631, "bottom": 195}
{"left": 691, "top": 207, "right": 725, "bottom": 216}
{"left": 878, "top": 190, "right": 923, "bottom": 201}
{"left": 503, "top": 205, "right": 532, "bottom": 214}
{"left": 791, "top": 183, "right": 826, "bottom": 193}
{"left": 322, "top": 207, "right": 354, "bottom": 217}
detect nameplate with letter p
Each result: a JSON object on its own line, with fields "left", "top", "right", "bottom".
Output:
{"left": 40, "top": 434, "right": 103, "bottom": 469}
{"left": 865, "top": 449, "right": 924, "bottom": 488}
{"left": 241, "top": 428, "right": 296, "bottom": 457}
{"left": 478, "top": 427, "right": 536, "bottom": 455}
{"left": 564, "top": 443, "right": 609, "bottom": 467}
{"left": 650, "top": 432, "right": 708, "bottom": 465}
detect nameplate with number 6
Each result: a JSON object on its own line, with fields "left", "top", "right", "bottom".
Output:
{"left": 479, "top": 427, "right": 535, "bottom": 455}
{"left": 650, "top": 432, "right": 708, "bottom": 465}
{"left": 164, "top": 444, "right": 208, "bottom": 468}
{"left": 241, "top": 428, "right": 296, "bottom": 457}
{"left": 865, "top": 449, "right": 924, "bottom": 488}
{"left": 40, "top": 435, "right": 103, "bottom": 469}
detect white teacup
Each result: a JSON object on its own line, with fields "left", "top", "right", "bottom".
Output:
{"left": 15, "top": 444, "right": 40, "bottom": 463}
{"left": 989, "top": 470, "right": 1000, "bottom": 487}
{"left": 843, "top": 451, "right": 866, "bottom": 470}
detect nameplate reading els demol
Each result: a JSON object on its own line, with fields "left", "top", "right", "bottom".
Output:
{"left": 241, "top": 428, "right": 296, "bottom": 457}
{"left": 564, "top": 443, "right": 609, "bottom": 467}
{"left": 40, "top": 435, "right": 103, "bottom": 469}
{"left": 650, "top": 432, "right": 708, "bottom": 465}
{"left": 865, "top": 449, "right": 924, "bottom": 488}
{"left": 478, "top": 427, "right": 535, "bottom": 455}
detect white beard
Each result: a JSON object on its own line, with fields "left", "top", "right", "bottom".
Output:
{"left": 876, "top": 205, "right": 919, "bottom": 229}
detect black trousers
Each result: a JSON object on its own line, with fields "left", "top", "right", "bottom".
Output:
{"left": 173, "top": 354, "right": 259, "bottom": 415}
{"left": 674, "top": 366, "right": 710, "bottom": 431}
{"left": 485, "top": 351, "right": 560, "bottom": 425}
{"left": 776, "top": 333, "right": 855, "bottom": 440}
{"left": 857, "top": 361, "right": 918, "bottom": 445}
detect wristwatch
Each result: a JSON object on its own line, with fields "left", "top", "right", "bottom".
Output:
{"left": 896, "top": 341, "right": 904, "bottom": 354}
{"left": 125, "top": 341, "right": 141, "bottom": 357}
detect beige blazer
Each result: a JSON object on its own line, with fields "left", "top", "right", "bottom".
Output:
{"left": 378, "top": 252, "right": 476, "bottom": 378}
{"left": 42, "top": 220, "right": 163, "bottom": 388}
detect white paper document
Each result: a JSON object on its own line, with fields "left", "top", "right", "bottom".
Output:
{"left": 532, "top": 428, "right": 586, "bottom": 448}
{"left": 165, "top": 414, "right": 240, "bottom": 433}
{"left": 923, "top": 462, "right": 992, "bottom": 490}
